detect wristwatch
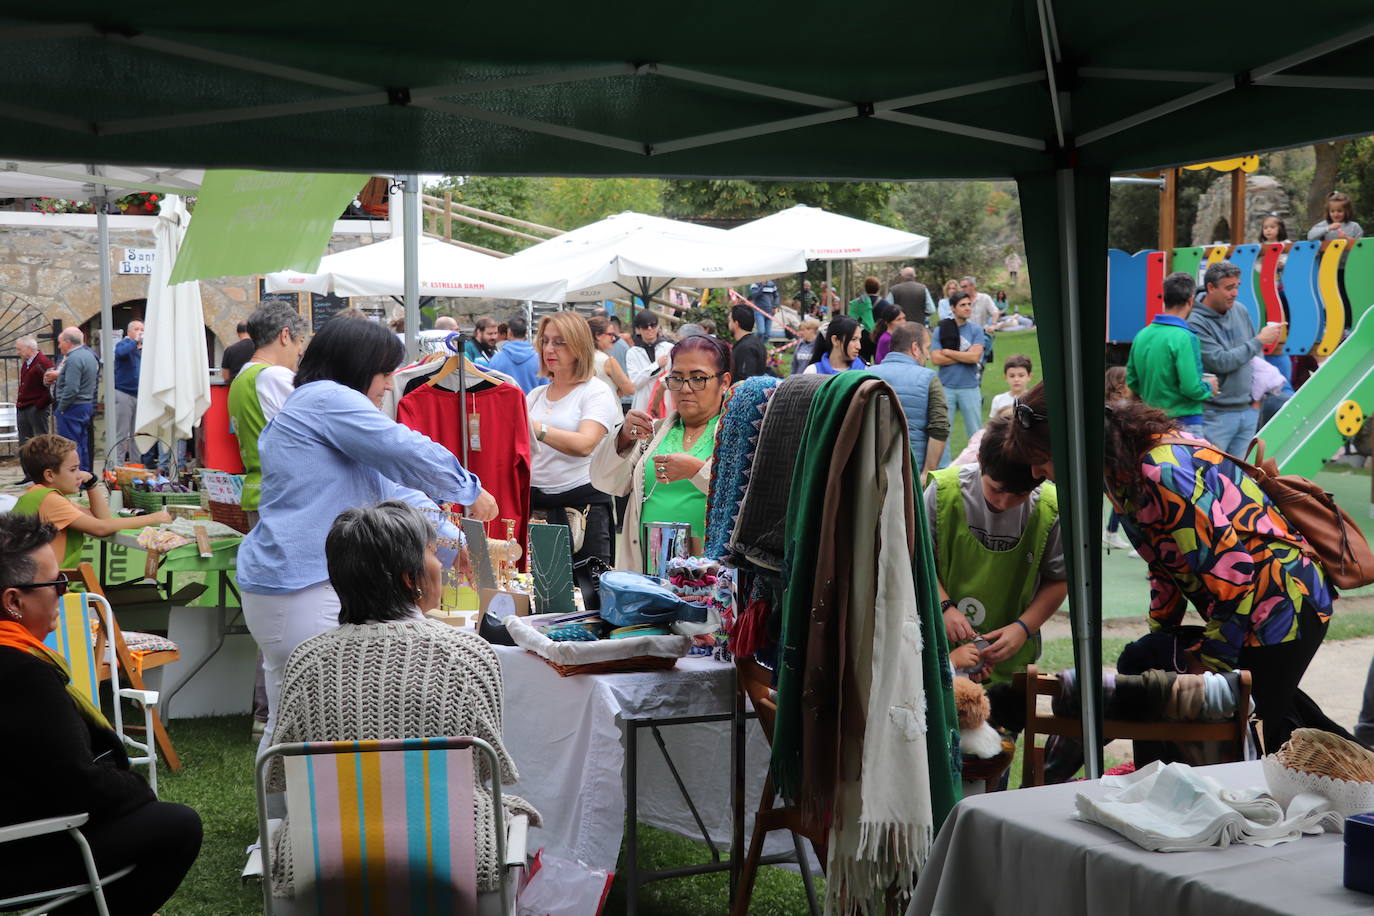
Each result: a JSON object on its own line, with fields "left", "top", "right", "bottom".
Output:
{"left": 940, "top": 599, "right": 957, "bottom": 614}
{"left": 536, "top": 422, "right": 548, "bottom": 442}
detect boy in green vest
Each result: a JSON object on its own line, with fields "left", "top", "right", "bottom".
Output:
{"left": 15, "top": 434, "right": 170, "bottom": 568}
{"left": 924, "top": 417, "right": 1066, "bottom": 685}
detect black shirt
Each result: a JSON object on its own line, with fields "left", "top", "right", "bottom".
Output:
{"left": 221, "top": 338, "right": 256, "bottom": 381}
{"left": 731, "top": 333, "right": 769, "bottom": 381}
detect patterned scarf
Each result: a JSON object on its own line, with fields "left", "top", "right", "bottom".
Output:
{"left": 0, "top": 619, "right": 112, "bottom": 731}
{"left": 703, "top": 376, "right": 779, "bottom": 560}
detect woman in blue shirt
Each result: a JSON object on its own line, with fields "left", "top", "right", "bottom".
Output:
{"left": 237, "top": 317, "right": 497, "bottom": 748}
{"left": 802, "top": 315, "right": 866, "bottom": 375}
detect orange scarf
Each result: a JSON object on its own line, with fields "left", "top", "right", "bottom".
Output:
{"left": 0, "top": 619, "right": 112, "bottom": 730}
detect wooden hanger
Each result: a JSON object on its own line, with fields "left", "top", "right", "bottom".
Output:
{"left": 426, "top": 352, "right": 503, "bottom": 388}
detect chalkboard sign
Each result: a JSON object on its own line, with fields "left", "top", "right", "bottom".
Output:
{"left": 256, "top": 277, "right": 300, "bottom": 311}
{"left": 310, "top": 292, "right": 351, "bottom": 331}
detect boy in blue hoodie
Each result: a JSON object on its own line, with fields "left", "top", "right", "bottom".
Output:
{"left": 487, "top": 315, "right": 543, "bottom": 392}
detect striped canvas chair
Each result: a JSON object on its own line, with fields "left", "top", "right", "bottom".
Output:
{"left": 45, "top": 591, "right": 161, "bottom": 795}
{"left": 253, "top": 737, "right": 526, "bottom": 916}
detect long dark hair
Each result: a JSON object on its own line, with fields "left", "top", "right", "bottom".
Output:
{"left": 632, "top": 309, "right": 660, "bottom": 363}
{"left": 295, "top": 316, "right": 405, "bottom": 395}
{"left": 1006, "top": 381, "right": 1178, "bottom": 499}
{"left": 810, "top": 315, "right": 860, "bottom": 369}
{"left": 872, "top": 301, "right": 903, "bottom": 342}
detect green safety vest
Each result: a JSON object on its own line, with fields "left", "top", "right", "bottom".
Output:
{"left": 227, "top": 362, "right": 270, "bottom": 512}
{"left": 14, "top": 487, "right": 85, "bottom": 569}
{"left": 931, "top": 466, "right": 1059, "bottom": 683}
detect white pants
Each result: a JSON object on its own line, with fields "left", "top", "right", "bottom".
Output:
{"left": 242, "top": 582, "right": 340, "bottom": 753}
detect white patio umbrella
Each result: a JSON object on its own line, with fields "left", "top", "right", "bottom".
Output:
{"left": 728, "top": 204, "right": 929, "bottom": 260}
{"left": 136, "top": 195, "right": 209, "bottom": 454}
{"left": 264, "top": 235, "right": 567, "bottom": 302}
{"left": 506, "top": 211, "right": 806, "bottom": 305}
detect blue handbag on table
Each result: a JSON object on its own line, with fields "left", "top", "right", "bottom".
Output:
{"left": 598, "top": 571, "right": 709, "bottom": 628}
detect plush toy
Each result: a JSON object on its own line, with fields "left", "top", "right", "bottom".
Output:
{"left": 954, "top": 676, "right": 1003, "bottom": 759}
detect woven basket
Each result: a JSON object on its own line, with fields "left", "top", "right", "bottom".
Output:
{"left": 532, "top": 651, "right": 677, "bottom": 678}
{"left": 127, "top": 489, "right": 202, "bottom": 513}
{"left": 114, "top": 465, "right": 157, "bottom": 490}
{"left": 1273, "top": 728, "right": 1374, "bottom": 783}
{"left": 209, "top": 500, "right": 251, "bottom": 534}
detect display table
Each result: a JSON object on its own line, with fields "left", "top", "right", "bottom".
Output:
{"left": 908, "top": 760, "right": 1368, "bottom": 916}
{"left": 494, "top": 647, "right": 807, "bottom": 910}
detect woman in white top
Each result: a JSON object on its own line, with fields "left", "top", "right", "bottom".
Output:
{"left": 527, "top": 311, "right": 622, "bottom": 565}
{"left": 588, "top": 316, "right": 635, "bottom": 399}
{"left": 625, "top": 310, "right": 674, "bottom": 413}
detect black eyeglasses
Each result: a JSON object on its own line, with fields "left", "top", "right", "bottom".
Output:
{"left": 663, "top": 373, "right": 722, "bottom": 391}
{"left": 1013, "top": 401, "right": 1047, "bottom": 430}
{"left": 14, "top": 572, "right": 69, "bottom": 596}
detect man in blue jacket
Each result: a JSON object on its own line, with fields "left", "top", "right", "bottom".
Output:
{"left": 113, "top": 320, "right": 143, "bottom": 464}
{"left": 486, "top": 315, "right": 542, "bottom": 392}
{"left": 1187, "top": 261, "right": 1283, "bottom": 454}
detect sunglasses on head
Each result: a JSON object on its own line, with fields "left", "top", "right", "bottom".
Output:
{"left": 1013, "top": 401, "right": 1047, "bottom": 430}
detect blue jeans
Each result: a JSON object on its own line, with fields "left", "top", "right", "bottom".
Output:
{"left": 755, "top": 310, "right": 773, "bottom": 340}
{"left": 1203, "top": 407, "right": 1258, "bottom": 457}
{"left": 947, "top": 386, "right": 983, "bottom": 441}
{"left": 55, "top": 402, "right": 94, "bottom": 472}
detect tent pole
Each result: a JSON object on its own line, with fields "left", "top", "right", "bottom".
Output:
{"left": 825, "top": 260, "right": 833, "bottom": 313}
{"left": 96, "top": 186, "right": 117, "bottom": 471}
{"left": 402, "top": 173, "right": 421, "bottom": 361}
{"left": 1055, "top": 168, "right": 1105, "bottom": 778}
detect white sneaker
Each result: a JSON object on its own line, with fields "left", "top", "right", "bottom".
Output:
{"left": 1128, "top": 549, "right": 1142, "bottom": 559}
{"left": 1103, "top": 529, "right": 1131, "bottom": 551}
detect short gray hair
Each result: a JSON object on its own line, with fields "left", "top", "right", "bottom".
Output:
{"left": 15, "top": 336, "right": 37, "bottom": 350}
{"left": 1203, "top": 260, "right": 1241, "bottom": 289}
{"left": 1161, "top": 272, "right": 1197, "bottom": 310}
{"left": 961, "top": 276, "right": 978, "bottom": 287}
{"left": 59, "top": 328, "right": 82, "bottom": 346}
{"left": 246, "top": 302, "right": 308, "bottom": 349}
{"left": 900, "top": 267, "right": 916, "bottom": 280}
{"left": 326, "top": 501, "right": 436, "bottom": 625}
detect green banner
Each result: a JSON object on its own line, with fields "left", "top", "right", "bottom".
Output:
{"left": 168, "top": 170, "right": 369, "bottom": 284}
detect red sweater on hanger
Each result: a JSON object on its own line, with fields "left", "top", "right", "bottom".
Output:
{"left": 397, "top": 382, "right": 531, "bottom": 569}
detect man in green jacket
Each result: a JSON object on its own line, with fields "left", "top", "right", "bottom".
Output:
{"left": 1125, "top": 271, "right": 1218, "bottom": 430}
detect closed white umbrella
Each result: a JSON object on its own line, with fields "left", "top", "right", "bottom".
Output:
{"left": 264, "top": 235, "right": 567, "bottom": 302}
{"left": 135, "top": 195, "right": 209, "bottom": 452}
{"left": 729, "top": 204, "right": 929, "bottom": 261}
{"left": 506, "top": 211, "right": 806, "bottom": 305}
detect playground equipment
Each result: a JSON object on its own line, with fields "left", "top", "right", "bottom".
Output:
{"left": 1107, "top": 238, "right": 1374, "bottom": 478}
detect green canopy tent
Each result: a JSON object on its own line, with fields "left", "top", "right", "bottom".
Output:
{"left": 7, "top": 0, "right": 1374, "bottom": 774}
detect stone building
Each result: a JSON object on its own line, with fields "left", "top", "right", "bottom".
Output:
{"left": 1189, "top": 173, "right": 1296, "bottom": 246}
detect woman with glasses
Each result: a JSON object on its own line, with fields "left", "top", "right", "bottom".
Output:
{"left": 0, "top": 513, "right": 202, "bottom": 916}
{"left": 587, "top": 316, "right": 636, "bottom": 399}
{"left": 527, "top": 311, "right": 622, "bottom": 566}
{"left": 591, "top": 335, "right": 731, "bottom": 576}
{"left": 625, "top": 310, "right": 674, "bottom": 414}
{"left": 1006, "top": 382, "right": 1348, "bottom": 754}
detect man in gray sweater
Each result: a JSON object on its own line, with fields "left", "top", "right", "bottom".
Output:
{"left": 1187, "top": 261, "right": 1283, "bottom": 455}
{"left": 46, "top": 326, "right": 101, "bottom": 471}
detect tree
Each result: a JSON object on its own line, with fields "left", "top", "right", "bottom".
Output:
{"left": 888, "top": 181, "right": 997, "bottom": 286}
{"left": 423, "top": 176, "right": 539, "bottom": 254}
{"left": 529, "top": 177, "right": 663, "bottom": 231}
{"left": 660, "top": 180, "right": 897, "bottom": 225}
{"left": 1307, "top": 140, "right": 1350, "bottom": 225}
{"left": 1107, "top": 183, "right": 1159, "bottom": 253}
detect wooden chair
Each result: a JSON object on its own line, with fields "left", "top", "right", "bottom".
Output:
{"left": 253, "top": 737, "right": 527, "bottom": 916}
{"left": 1016, "top": 664, "right": 1253, "bottom": 787}
{"left": 62, "top": 562, "right": 182, "bottom": 772}
{"left": 46, "top": 591, "right": 162, "bottom": 794}
{"left": 731, "top": 656, "right": 826, "bottom": 916}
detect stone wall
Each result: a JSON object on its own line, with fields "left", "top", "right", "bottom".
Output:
{"left": 1189, "top": 174, "right": 1296, "bottom": 246}
{"left": 0, "top": 219, "right": 389, "bottom": 350}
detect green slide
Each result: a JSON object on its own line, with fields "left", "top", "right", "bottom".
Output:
{"left": 1259, "top": 308, "right": 1374, "bottom": 478}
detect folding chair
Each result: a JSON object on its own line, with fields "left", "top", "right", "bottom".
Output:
{"left": 253, "top": 737, "right": 528, "bottom": 916}
{"left": 45, "top": 591, "right": 161, "bottom": 795}
{"left": 62, "top": 562, "right": 182, "bottom": 771}
{"left": 0, "top": 815, "right": 135, "bottom": 916}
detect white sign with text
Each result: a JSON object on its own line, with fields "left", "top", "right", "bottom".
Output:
{"left": 118, "top": 248, "right": 156, "bottom": 275}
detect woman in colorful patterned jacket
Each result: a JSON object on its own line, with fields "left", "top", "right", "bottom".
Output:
{"left": 1006, "top": 382, "right": 1348, "bottom": 753}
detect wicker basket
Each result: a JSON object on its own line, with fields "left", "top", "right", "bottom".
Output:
{"left": 114, "top": 465, "right": 158, "bottom": 490}
{"left": 1273, "top": 728, "right": 1374, "bottom": 782}
{"left": 127, "top": 489, "right": 203, "bottom": 513}
{"left": 209, "top": 500, "right": 251, "bottom": 534}
{"left": 532, "top": 651, "right": 678, "bottom": 678}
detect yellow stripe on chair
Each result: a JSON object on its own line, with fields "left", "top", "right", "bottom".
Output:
{"left": 48, "top": 593, "right": 100, "bottom": 705}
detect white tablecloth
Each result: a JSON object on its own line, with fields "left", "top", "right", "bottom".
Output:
{"left": 496, "top": 647, "right": 789, "bottom": 871}
{"left": 909, "top": 760, "right": 1370, "bottom": 916}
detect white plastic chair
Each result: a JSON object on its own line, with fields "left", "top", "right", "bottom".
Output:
{"left": 0, "top": 814, "right": 135, "bottom": 916}
{"left": 0, "top": 401, "right": 18, "bottom": 454}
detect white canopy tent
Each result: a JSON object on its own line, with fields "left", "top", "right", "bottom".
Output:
{"left": 728, "top": 204, "right": 929, "bottom": 261}
{"left": 135, "top": 195, "right": 209, "bottom": 457}
{"left": 264, "top": 235, "right": 567, "bottom": 302}
{"left": 505, "top": 210, "right": 806, "bottom": 306}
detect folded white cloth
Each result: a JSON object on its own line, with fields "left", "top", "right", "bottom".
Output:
{"left": 1075, "top": 760, "right": 1343, "bottom": 852}
{"left": 503, "top": 614, "right": 691, "bottom": 665}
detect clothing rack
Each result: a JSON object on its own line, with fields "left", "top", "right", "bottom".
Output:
{"left": 440, "top": 331, "right": 471, "bottom": 470}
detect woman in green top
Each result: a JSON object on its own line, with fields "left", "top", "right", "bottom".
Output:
{"left": 591, "top": 334, "right": 731, "bottom": 575}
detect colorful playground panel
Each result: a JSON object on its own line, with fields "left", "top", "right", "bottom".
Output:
{"left": 1259, "top": 309, "right": 1374, "bottom": 478}
{"left": 1316, "top": 239, "right": 1348, "bottom": 356}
